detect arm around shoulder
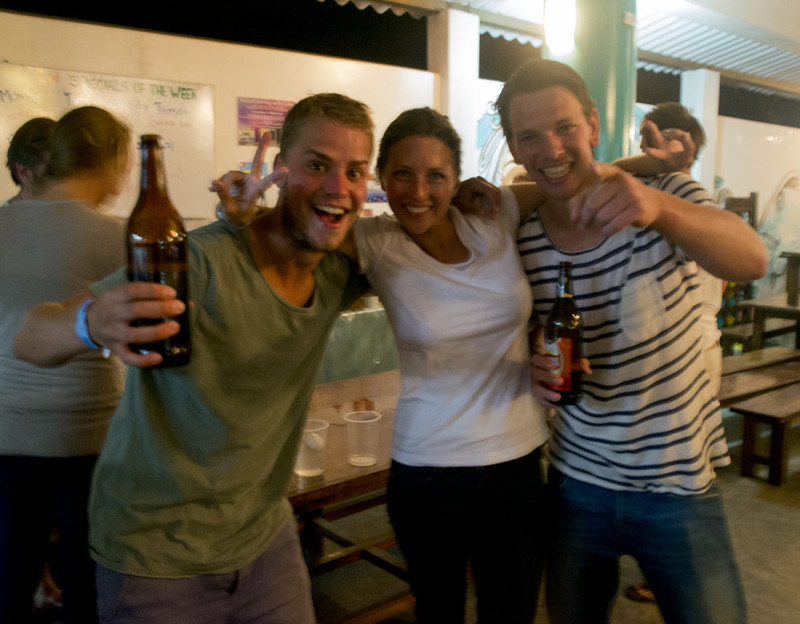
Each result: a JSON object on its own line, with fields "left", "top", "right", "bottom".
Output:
{"left": 509, "top": 182, "right": 545, "bottom": 222}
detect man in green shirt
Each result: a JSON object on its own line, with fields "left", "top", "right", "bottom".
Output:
{"left": 15, "top": 93, "right": 373, "bottom": 624}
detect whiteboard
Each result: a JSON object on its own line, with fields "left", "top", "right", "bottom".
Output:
{"left": 0, "top": 62, "right": 215, "bottom": 219}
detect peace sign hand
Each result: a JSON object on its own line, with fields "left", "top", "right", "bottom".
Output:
{"left": 209, "top": 132, "right": 287, "bottom": 227}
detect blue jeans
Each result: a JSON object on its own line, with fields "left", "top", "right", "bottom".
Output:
{"left": 0, "top": 454, "right": 98, "bottom": 624}
{"left": 95, "top": 520, "right": 315, "bottom": 624}
{"left": 545, "top": 468, "right": 747, "bottom": 624}
{"left": 387, "top": 447, "right": 546, "bottom": 624}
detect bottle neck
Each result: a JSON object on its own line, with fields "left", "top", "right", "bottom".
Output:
{"left": 557, "top": 267, "right": 573, "bottom": 298}
{"left": 139, "top": 141, "right": 169, "bottom": 198}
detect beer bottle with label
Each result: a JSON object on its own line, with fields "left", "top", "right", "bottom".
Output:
{"left": 544, "top": 261, "right": 583, "bottom": 405}
{"left": 127, "top": 134, "right": 191, "bottom": 367}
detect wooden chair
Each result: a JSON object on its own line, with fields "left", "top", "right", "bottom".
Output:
{"left": 723, "top": 192, "right": 758, "bottom": 228}
{"left": 718, "top": 193, "right": 797, "bottom": 353}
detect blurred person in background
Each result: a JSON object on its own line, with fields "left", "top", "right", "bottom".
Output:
{"left": 3, "top": 115, "right": 65, "bottom": 615}
{"left": 3, "top": 116, "right": 56, "bottom": 205}
{"left": 0, "top": 106, "right": 130, "bottom": 623}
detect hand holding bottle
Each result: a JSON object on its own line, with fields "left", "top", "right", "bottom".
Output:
{"left": 84, "top": 282, "right": 186, "bottom": 368}
{"left": 528, "top": 262, "right": 590, "bottom": 407}
{"left": 529, "top": 325, "right": 592, "bottom": 407}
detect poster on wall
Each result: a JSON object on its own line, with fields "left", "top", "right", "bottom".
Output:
{"left": 0, "top": 63, "right": 215, "bottom": 219}
{"left": 237, "top": 97, "right": 294, "bottom": 147}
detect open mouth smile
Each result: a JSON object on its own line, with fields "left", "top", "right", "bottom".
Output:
{"left": 313, "top": 204, "right": 349, "bottom": 226}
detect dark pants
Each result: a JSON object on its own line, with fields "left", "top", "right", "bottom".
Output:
{"left": 387, "top": 447, "right": 546, "bottom": 624}
{"left": 0, "top": 454, "right": 99, "bottom": 624}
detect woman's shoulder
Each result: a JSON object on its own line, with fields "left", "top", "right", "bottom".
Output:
{"left": 355, "top": 212, "right": 401, "bottom": 235}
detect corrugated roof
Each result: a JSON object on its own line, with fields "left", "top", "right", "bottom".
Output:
{"left": 321, "top": 0, "right": 800, "bottom": 100}
{"left": 636, "top": 9, "right": 800, "bottom": 100}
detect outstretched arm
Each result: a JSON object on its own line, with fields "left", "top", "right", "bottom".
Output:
{"left": 568, "top": 162, "right": 767, "bottom": 282}
{"left": 15, "top": 283, "right": 184, "bottom": 368}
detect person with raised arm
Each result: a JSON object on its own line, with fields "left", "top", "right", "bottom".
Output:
{"left": 15, "top": 93, "right": 373, "bottom": 623}
{"left": 496, "top": 59, "right": 765, "bottom": 624}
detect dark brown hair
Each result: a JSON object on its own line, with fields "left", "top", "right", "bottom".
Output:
{"left": 6, "top": 117, "right": 56, "bottom": 186}
{"left": 496, "top": 59, "right": 596, "bottom": 139}
{"left": 376, "top": 107, "right": 462, "bottom": 180}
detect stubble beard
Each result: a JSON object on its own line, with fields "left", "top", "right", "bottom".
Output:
{"left": 279, "top": 195, "right": 341, "bottom": 254}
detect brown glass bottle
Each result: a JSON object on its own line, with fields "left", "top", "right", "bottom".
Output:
{"left": 127, "top": 134, "right": 191, "bottom": 367}
{"left": 544, "top": 261, "right": 583, "bottom": 405}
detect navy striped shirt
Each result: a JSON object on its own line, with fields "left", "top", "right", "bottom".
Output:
{"left": 515, "top": 172, "right": 729, "bottom": 494}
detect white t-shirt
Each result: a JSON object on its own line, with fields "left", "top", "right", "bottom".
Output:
{"left": 354, "top": 198, "right": 548, "bottom": 467}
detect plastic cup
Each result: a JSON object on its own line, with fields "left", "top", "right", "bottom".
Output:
{"left": 343, "top": 410, "right": 382, "bottom": 467}
{"left": 294, "top": 419, "right": 329, "bottom": 477}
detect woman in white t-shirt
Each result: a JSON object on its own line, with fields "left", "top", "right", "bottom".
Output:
{"left": 344, "top": 108, "right": 549, "bottom": 624}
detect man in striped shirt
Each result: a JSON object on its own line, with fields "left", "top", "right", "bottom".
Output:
{"left": 496, "top": 59, "right": 767, "bottom": 623}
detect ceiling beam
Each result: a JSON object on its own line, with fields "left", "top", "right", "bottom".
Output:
{"left": 638, "top": 49, "right": 800, "bottom": 99}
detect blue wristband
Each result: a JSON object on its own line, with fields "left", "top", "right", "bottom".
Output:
{"left": 75, "top": 298, "right": 101, "bottom": 350}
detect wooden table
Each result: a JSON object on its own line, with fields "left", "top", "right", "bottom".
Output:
{"left": 736, "top": 293, "right": 800, "bottom": 349}
{"left": 288, "top": 408, "right": 394, "bottom": 518}
{"left": 780, "top": 251, "right": 800, "bottom": 306}
{"left": 286, "top": 371, "right": 408, "bottom": 581}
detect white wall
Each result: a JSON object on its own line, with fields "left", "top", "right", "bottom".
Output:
{"left": 715, "top": 116, "right": 800, "bottom": 296}
{"left": 0, "top": 11, "right": 436, "bottom": 226}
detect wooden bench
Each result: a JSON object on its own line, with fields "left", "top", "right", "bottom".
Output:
{"left": 730, "top": 383, "right": 800, "bottom": 485}
{"left": 718, "top": 358, "right": 800, "bottom": 407}
{"left": 720, "top": 346, "right": 800, "bottom": 376}
{"left": 720, "top": 317, "right": 797, "bottom": 353}
{"left": 719, "top": 348, "right": 800, "bottom": 485}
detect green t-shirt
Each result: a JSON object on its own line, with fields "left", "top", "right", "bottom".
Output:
{"left": 89, "top": 221, "right": 366, "bottom": 576}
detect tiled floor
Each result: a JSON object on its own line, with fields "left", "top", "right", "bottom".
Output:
{"left": 313, "top": 430, "right": 800, "bottom": 624}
